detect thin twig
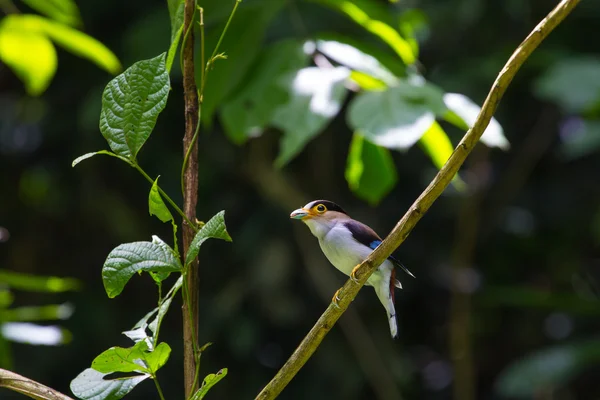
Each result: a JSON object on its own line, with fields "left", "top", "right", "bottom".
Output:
{"left": 0, "top": 368, "right": 73, "bottom": 400}
{"left": 255, "top": 0, "right": 581, "bottom": 398}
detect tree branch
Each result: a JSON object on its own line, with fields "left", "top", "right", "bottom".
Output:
{"left": 0, "top": 368, "right": 73, "bottom": 400}
{"left": 182, "top": 0, "right": 200, "bottom": 397}
{"left": 255, "top": 0, "right": 581, "bottom": 398}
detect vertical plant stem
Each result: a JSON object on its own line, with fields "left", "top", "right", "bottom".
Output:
{"left": 153, "top": 377, "right": 167, "bottom": 400}
{"left": 182, "top": 0, "right": 200, "bottom": 397}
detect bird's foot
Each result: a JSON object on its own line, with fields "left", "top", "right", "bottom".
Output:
{"left": 331, "top": 289, "right": 342, "bottom": 308}
{"left": 350, "top": 265, "right": 361, "bottom": 284}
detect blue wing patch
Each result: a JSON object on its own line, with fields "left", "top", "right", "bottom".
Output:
{"left": 369, "top": 240, "right": 415, "bottom": 278}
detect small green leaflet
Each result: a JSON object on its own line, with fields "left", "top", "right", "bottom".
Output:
{"left": 345, "top": 133, "right": 397, "bottom": 205}
{"left": 72, "top": 150, "right": 128, "bottom": 167}
{"left": 191, "top": 368, "right": 228, "bottom": 400}
{"left": 91, "top": 341, "right": 171, "bottom": 375}
{"left": 102, "top": 236, "right": 181, "bottom": 298}
{"left": 99, "top": 53, "right": 170, "bottom": 160}
{"left": 185, "top": 211, "right": 232, "bottom": 266}
{"left": 148, "top": 177, "right": 173, "bottom": 223}
{"left": 70, "top": 368, "right": 148, "bottom": 400}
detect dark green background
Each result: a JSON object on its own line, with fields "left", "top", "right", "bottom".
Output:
{"left": 1, "top": 0, "right": 600, "bottom": 399}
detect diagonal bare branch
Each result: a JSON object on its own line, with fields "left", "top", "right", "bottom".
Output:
{"left": 255, "top": 0, "right": 581, "bottom": 398}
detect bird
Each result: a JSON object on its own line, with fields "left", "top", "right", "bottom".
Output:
{"left": 290, "top": 200, "right": 414, "bottom": 339}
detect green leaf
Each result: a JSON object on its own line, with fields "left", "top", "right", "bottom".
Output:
{"left": 71, "top": 150, "right": 128, "bottom": 167}
{"left": 70, "top": 368, "right": 149, "bottom": 400}
{"left": 167, "top": 0, "right": 184, "bottom": 41}
{"left": 0, "top": 269, "right": 80, "bottom": 292}
{"left": 495, "top": 339, "right": 600, "bottom": 398}
{"left": 166, "top": 23, "right": 183, "bottom": 73}
{"left": 348, "top": 81, "right": 445, "bottom": 150}
{"left": 350, "top": 71, "right": 387, "bottom": 91}
{"left": 102, "top": 236, "right": 182, "bottom": 298}
{"left": 0, "top": 15, "right": 57, "bottom": 95}
{"left": 32, "top": 15, "right": 120, "bottom": 74}
{"left": 315, "top": 0, "right": 415, "bottom": 65}
{"left": 316, "top": 39, "right": 398, "bottom": 85}
{"left": 0, "top": 303, "right": 73, "bottom": 322}
{"left": 272, "top": 67, "right": 350, "bottom": 167}
{"left": 148, "top": 177, "right": 173, "bottom": 223}
{"left": 122, "top": 308, "right": 157, "bottom": 347}
{"left": 191, "top": 368, "right": 228, "bottom": 400}
{"left": 200, "top": 0, "right": 285, "bottom": 125}
{"left": 148, "top": 276, "right": 183, "bottom": 336}
{"left": 443, "top": 93, "right": 509, "bottom": 150}
{"left": 92, "top": 341, "right": 151, "bottom": 374}
{"left": 419, "top": 121, "right": 454, "bottom": 169}
{"left": 91, "top": 341, "right": 171, "bottom": 375}
{"left": 20, "top": 0, "right": 81, "bottom": 26}
{"left": 185, "top": 211, "right": 232, "bottom": 266}
{"left": 100, "top": 53, "right": 170, "bottom": 160}
{"left": 220, "top": 39, "right": 308, "bottom": 144}
{"left": 534, "top": 57, "right": 600, "bottom": 114}
{"left": 345, "top": 134, "right": 397, "bottom": 205}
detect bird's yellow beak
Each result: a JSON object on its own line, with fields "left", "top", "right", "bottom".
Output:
{"left": 290, "top": 208, "right": 311, "bottom": 220}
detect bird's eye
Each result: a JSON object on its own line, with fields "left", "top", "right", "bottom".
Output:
{"left": 316, "top": 204, "right": 326, "bottom": 213}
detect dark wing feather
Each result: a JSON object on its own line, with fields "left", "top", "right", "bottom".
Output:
{"left": 344, "top": 220, "right": 415, "bottom": 278}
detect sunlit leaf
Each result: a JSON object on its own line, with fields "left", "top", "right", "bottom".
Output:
{"left": 20, "top": 0, "right": 81, "bottom": 26}
{"left": 220, "top": 39, "right": 308, "bottom": 144}
{"left": 315, "top": 0, "right": 415, "bottom": 65}
{"left": 185, "top": 211, "right": 232, "bottom": 266}
{"left": 272, "top": 66, "right": 350, "bottom": 166}
{"left": 102, "top": 236, "right": 181, "bottom": 298}
{"left": 398, "top": 9, "right": 429, "bottom": 57}
{"left": 0, "top": 15, "right": 57, "bottom": 95}
{"left": 191, "top": 368, "right": 228, "bottom": 400}
{"left": 148, "top": 178, "right": 173, "bottom": 223}
{"left": 200, "top": 1, "right": 285, "bottom": 125}
{"left": 348, "top": 81, "right": 445, "bottom": 150}
{"left": 71, "top": 150, "right": 127, "bottom": 167}
{"left": 91, "top": 341, "right": 171, "bottom": 375}
{"left": 148, "top": 276, "right": 183, "bottom": 336}
{"left": 419, "top": 122, "right": 465, "bottom": 189}
{"left": 316, "top": 39, "right": 398, "bottom": 84}
{"left": 350, "top": 71, "right": 387, "bottom": 91}
{"left": 1, "top": 322, "right": 70, "bottom": 345}
{"left": 495, "top": 339, "right": 600, "bottom": 398}
{"left": 70, "top": 368, "right": 149, "bottom": 400}
{"left": 534, "top": 57, "right": 600, "bottom": 113}
{"left": 19, "top": 14, "right": 120, "bottom": 74}
{"left": 443, "top": 93, "right": 509, "bottom": 150}
{"left": 99, "top": 53, "right": 170, "bottom": 160}
{"left": 345, "top": 133, "right": 397, "bottom": 205}
{"left": 0, "top": 269, "right": 80, "bottom": 292}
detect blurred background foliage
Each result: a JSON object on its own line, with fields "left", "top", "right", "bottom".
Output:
{"left": 1, "top": 0, "right": 600, "bottom": 399}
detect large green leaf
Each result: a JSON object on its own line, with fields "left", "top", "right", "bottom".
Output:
{"left": 201, "top": 0, "right": 285, "bottom": 125}
{"left": 345, "top": 134, "right": 397, "bottom": 205}
{"left": 0, "top": 15, "right": 57, "bottom": 95}
{"left": 272, "top": 67, "right": 350, "bottom": 166}
{"left": 92, "top": 341, "right": 171, "bottom": 375}
{"left": 418, "top": 121, "right": 454, "bottom": 169}
{"left": 99, "top": 53, "right": 170, "bottom": 160}
{"left": 191, "top": 369, "right": 228, "bottom": 400}
{"left": 443, "top": 93, "right": 509, "bottom": 150}
{"left": 495, "top": 339, "right": 600, "bottom": 398}
{"left": 185, "top": 211, "right": 232, "bottom": 266}
{"left": 20, "top": 0, "right": 81, "bottom": 26}
{"left": 220, "top": 39, "right": 308, "bottom": 144}
{"left": 348, "top": 81, "right": 446, "bottom": 150}
{"left": 167, "top": 0, "right": 184, "bottom": 41}
{"left": 102, "top": 236, "right": 181, "bottom": 298}
{"left": 70, "top": 368, "right": 149, "bottom": 400}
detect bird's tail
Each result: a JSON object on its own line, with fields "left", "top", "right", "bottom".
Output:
{"left": 375, "top": 268, "right": 398, "bottom": 339}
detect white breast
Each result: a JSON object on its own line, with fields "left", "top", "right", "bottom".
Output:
{"left": 319, "top": 225, "right": 379, "bottom": 277}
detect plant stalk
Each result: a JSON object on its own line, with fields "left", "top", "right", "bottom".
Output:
{"left": 181, "top": 0, "right": 200, "bottom": 397}
{"left": 254, "top": 0, "right": 581, "bottom": 398}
